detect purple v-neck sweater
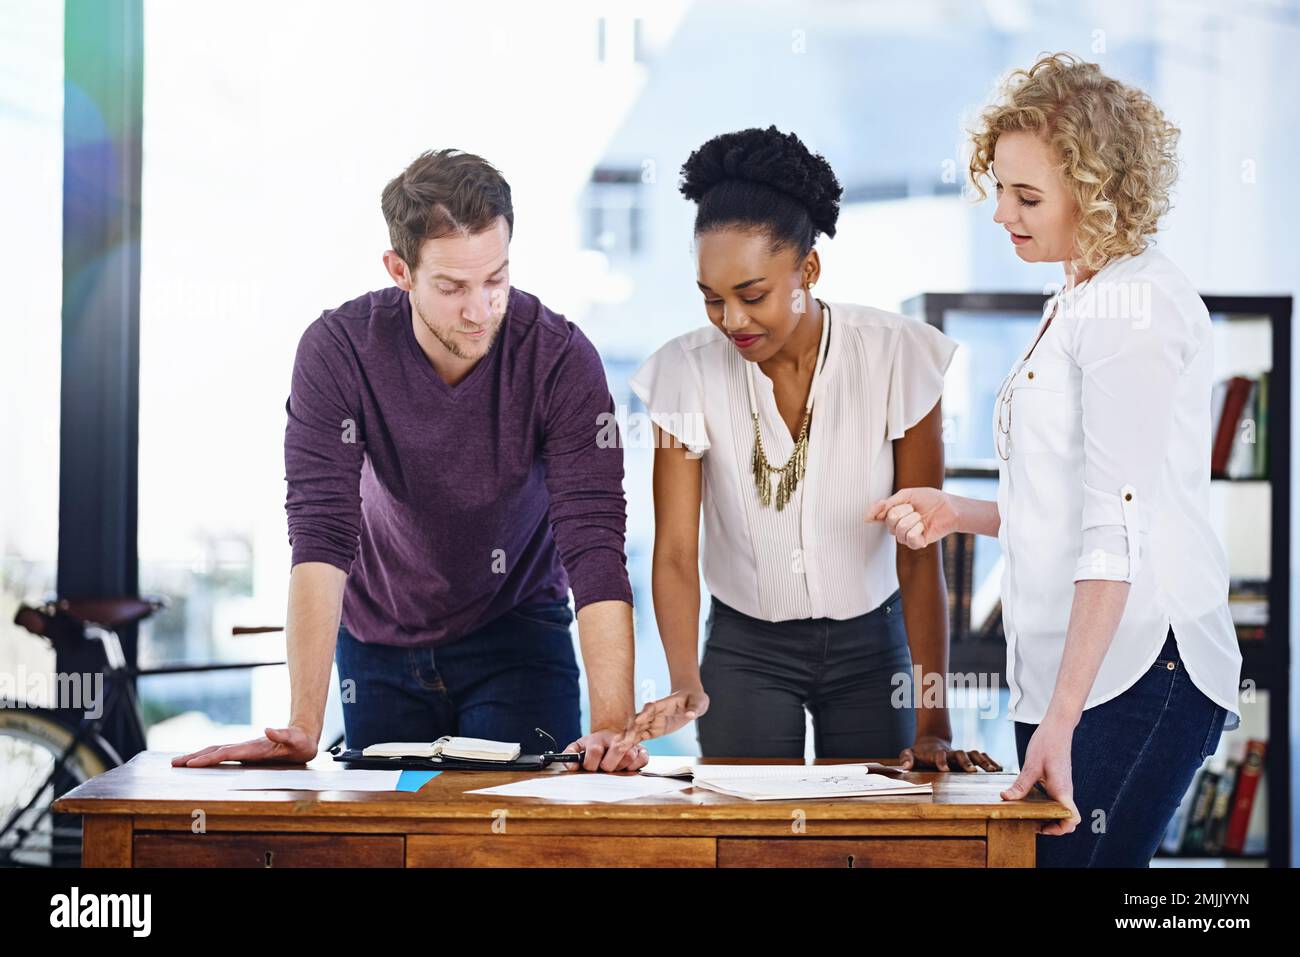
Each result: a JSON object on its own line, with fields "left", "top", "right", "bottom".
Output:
{"left": 283, "top": 284, "right": 633, "bottom": 647}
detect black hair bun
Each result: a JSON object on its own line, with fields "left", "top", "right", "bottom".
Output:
{"left": 679, "top": 125, "right": 842, "bottom": 238}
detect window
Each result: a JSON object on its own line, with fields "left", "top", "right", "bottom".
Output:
{"left": 0, "top": 0, "right": 63, "bottom": 693}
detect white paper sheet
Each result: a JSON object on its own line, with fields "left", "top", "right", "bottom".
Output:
{"left": 690, "top": 764, "right": 932, "bottom": 801}
{"left": 465, "top": 773, "right": 692, "bottom": 803}
{"left": 176, "top": 768, "right": 404, "bottom": 791}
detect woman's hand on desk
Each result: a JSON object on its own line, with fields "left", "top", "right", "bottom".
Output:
{"left": 1000, "top": 717, "right": 1081, "bottom": 835}
{"left": 898, "top": 735, "right": 1003, "bottom": 772}
{"left": 169, "top": 724, "right": 319, "bottom": 767}
{"left": 867, "top": 487, "right": 960, "bottom": 549}
{"left": 628, "top": 685, "right": 710, "bottom": 743}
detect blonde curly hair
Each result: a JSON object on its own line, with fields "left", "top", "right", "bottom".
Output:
{"left": 968, "top": 52, "right": 1180, "bottom": 271}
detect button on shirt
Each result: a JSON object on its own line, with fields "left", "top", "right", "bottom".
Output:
{"left": 994, "top": 245, "right": 1242, "bottom": 729}
{"left": 630, "top": 303, "right": 957, "bottom": 622}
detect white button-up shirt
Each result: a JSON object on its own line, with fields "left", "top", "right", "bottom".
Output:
{"left": 631, "top": 302, "right": 956, "bottom": 622}
{"left": 994, "top": 244, "right": 1241, "bottom": 729}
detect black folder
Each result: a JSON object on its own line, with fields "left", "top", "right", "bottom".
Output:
{"left": 327, "top": 744, "right": 576, "bottom": 772}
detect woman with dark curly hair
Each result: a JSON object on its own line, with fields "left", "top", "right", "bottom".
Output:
{"left": 871, "top": 53, "right": 1242, "bottom": 866}
{"left": 627, "top": 126, "right": 1001, "bottom": 773}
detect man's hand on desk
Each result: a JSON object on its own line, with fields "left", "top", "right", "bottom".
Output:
{"left": 170, "top": 724, "right": 319, "bottom": 767}
{"left": 559, "top": 680, "right": 705, "bottom": 772}
{"left": 561, "top": 726, "right": 650, "bottom": 773}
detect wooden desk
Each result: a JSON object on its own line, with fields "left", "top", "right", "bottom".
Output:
{"left": 54, "top": 752, "right": 1070, "bottom": 868}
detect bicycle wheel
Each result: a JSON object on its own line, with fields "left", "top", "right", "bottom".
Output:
{"left": 0, "top": 705, "right": 118, "bottom": 867}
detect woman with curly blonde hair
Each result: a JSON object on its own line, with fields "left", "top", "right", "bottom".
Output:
{"left": 869, "top": 52, "right": 1242, "bottom": 867}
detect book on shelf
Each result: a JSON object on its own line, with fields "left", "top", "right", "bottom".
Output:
{"left": 1179, "top": 768, "right": 1221, "bottom": 853}
{"left": 1229, "top": 578, "right": 1269, "bottom": 639}
{"left": 941, "top": 532, "right": 976, "bottom": 643}
{"left": 1203, "top": 760, "right": 1238, "bottom": 854}
{"left": 1161, "top": 738, "right": 1268, "bottom": 857}
{"left": 1211, "top": 372, "right": 1269, "bottom": 479}
{"left": 1224, "top": 739, "right": 1267, "bottom": 855}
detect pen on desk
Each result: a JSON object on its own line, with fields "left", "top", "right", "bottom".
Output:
{"left": 547, "top": 750, "right": 586, "bottom": 765}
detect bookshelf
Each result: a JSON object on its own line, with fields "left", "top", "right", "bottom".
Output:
{"left": 903, "top": 291, "right": 1293, "bottom": 869}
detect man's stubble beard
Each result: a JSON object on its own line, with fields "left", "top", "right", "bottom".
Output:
{"left": 411, "top": 289, "right": 502, "bottom": 361}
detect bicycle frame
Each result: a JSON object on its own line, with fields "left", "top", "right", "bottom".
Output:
{"left": 0, "top": 622, "right": 299, "bottom": 866}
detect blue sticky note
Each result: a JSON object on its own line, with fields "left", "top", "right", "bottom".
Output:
{"left": 396, "top": 770, "right": 440, "bottom": 792}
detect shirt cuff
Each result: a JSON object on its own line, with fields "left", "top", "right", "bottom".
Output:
{"left": 569, "top": 554, "right": 635, "bottom": 612}
{"left": 289, "top": 544, "right": 355, "bottom": 575}
{"left": 1073, "top": 547, "right": 1132, "bottom": 582}
{"left": 572, "top": 584, "right": 634, "bottom": 614}
{"left": 1074, "top": 483, "right": 1141, "bottom": 583}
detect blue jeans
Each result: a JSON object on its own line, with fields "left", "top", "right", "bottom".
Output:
{"left": 1014, "top": 628, "right": 1228, "bottom": 867}
{"left": 333, "top": 599, "right": 581, "bottom": 753}
{"left": 696, "top": 589, "right": 916, "bottom": 759}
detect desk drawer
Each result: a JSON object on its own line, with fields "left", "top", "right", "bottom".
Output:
{"left": 407, "top": 835, "right": 715, "bottom": 867}
{"left": 718, "top": 838, "right": 986, "bottom": 868}
{"left": 133, "top": 832, "right": 404, "bottom": 868}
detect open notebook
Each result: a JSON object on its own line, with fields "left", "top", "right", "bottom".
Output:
{"left": 361, "top": 736, "right": 521, "bottom": 762}
{"left": 644, "top": 760, "right": 932, "bottom": 801}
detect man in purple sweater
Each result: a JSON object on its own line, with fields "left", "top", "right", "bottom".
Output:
{"left": 174, "top": 149, "right": 647, "bottom": 772}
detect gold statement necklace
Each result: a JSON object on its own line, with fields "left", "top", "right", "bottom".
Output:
{"left": 745, "top": 299, "right": 831, "bottom": 511}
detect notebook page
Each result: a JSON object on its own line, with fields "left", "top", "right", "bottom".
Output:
{"left": 692, "top": 773, "right": 932, "bottom": 801}
{"left": 691, "top": 763, "right": 874, "bottom": 782}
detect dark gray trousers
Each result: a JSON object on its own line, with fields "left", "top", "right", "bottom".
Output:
{"left": 696, "top": 588, "right": 917, "bottom": 759}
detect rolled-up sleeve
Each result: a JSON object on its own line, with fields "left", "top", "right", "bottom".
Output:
{"left": 541, "top": 326, "right": 634, "bottom": 611}
{"left": 284, "top": 318, "right": 365, "bottom": 573}
{"left": 1069, "top": 286, "right": 1192, "bottom": 583}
